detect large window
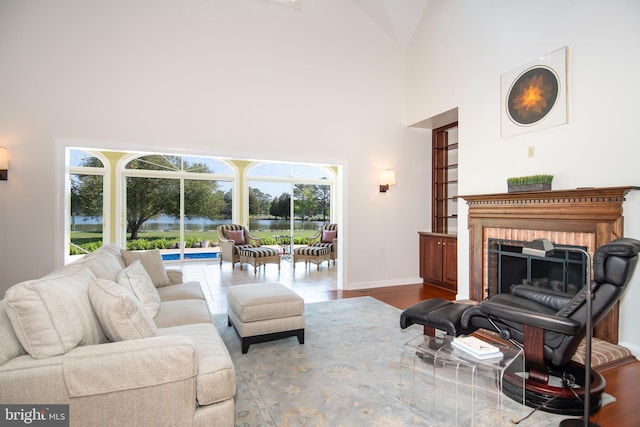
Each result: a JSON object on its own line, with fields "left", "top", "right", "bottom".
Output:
{"left": 67, "top": 149, "right": 108, "bottom": 256}
{"left": 123, "top": 154, "right": 234, "bottom": 261}
{"left": 247, "top": 162, "right": 335, "bottom": 245}
{"left": 63, "top": 145, "right": 340, "bottom": 267}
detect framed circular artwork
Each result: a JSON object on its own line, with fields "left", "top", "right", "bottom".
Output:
{"left": 501, "top": 47, "right": 568, "bottom": 138}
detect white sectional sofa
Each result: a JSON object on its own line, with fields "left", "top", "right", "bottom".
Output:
{"left": 0, "top": 244, "right": 235, "bottom": 427}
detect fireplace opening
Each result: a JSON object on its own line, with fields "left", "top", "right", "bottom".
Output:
{"left": 487, "top": 239, "right": 587, "bottom": 298}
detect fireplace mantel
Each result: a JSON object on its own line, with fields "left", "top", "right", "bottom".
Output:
{"left": 462, "top": 186, "right": 637, "bottom": 221}
{"left": 460, "top": 186, "right": 638, "bottom": 343}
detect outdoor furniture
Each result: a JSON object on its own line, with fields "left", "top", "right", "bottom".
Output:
{"left": 227, "top": 283, "right": 305, "bottom": 354}
{"left": 274, "top": 234, "right": 293, "bottom": 261}
{"left": 308, "top": 223, "right": 338, "bottom": 266}
{"left": 238, "top": 247, "right": 281, "bottom": 274}
{"left": 293, "top": 246, "right": 330, "bottom": 270}
{"left": 217, "top": 224, "right": 261, "bottom": 268}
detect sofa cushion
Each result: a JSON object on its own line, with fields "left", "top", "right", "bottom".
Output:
{"left": 117, "top": 261, "right": 161, "bottom": 318}
{"left": 0, "top": 300, "right": 27, "bottom": 366}
{"left": 159, "top": 323, "right": 236, "bottom": 405}
{"left": 156, "top": 281, "right": 205, "bottom": 302}
{"left": 121, "top": 249, "right": 171, "bottom": 287}
{"left": 81, "top": 243, "right": 127, "bottom": 282}
{"left": 89, "top": 278, "right": 159, "bottom": 342}
{"left": 153, "top": 300, "right": 212, "bottom": 328}
{"left": 4, "top": 264, "right": 107, "bottom": 359}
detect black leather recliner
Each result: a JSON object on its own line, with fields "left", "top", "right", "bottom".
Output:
{"left": 400, "top": 237, "right": 640, "bottom": 415}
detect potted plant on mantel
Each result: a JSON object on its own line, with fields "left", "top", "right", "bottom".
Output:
{"left": 507, "top": 174, "right": 554, "bottom": 193}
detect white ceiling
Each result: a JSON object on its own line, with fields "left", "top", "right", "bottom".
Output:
{"left": 352, "top": 0, "right": 430, "bottom": 47}
{"left": 265, "top": 0, "right": 430, "bottom": 47}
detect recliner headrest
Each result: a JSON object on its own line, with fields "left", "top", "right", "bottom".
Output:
{"left": 593, "top": 237, "right": 640, "bottom": 286}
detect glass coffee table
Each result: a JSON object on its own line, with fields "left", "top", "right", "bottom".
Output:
{"left": 400, "top": 334, "right": 525, "bottom": 426}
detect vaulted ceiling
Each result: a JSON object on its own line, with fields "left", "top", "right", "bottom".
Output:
{"left": 266, "top": 0, "right": 430, "bottom": 47}
{"left": 351, "top": 0, "right": 429, "bottom": 47}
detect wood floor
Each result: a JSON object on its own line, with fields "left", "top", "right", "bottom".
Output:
{"left": 184, "top": 262, "right": 639, "bottom": 427}
{"left": 338, "top": 283, "right": 640, "bottom": 427}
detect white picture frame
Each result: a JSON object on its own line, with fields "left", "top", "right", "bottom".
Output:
{"left": 501, "top": 47, "right": 568, "bottom": 138}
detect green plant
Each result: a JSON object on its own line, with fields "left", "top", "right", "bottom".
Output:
{"left": 507, "top": 175, "right": 554, "bottom": 186}
{"left": 69, "top": 241, "right": 103, "bottom": 255}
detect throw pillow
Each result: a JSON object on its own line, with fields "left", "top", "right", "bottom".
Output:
{"left": 117, "top": 261, "right": 161, "bottom": 318}
{"left": 226, "top": 229, "right": 245, "bottom": 245}
{"left": 89, "top": 278, "right": 158, "bottom": 342}
{"left": 322, "top": 229, "right": 337, "bottom": 243}
{"left": 82, "top": 244, "right": 127, "bottom": 283}
{"left": 4, "top": 264, "right": 107, "bottom": 359}
{"left": 120, "top": 249, "right": 171, "bottom": 287}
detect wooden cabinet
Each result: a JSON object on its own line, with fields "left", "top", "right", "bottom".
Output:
{"left": 419, "top": 232, "right": 457, "bottom": 292}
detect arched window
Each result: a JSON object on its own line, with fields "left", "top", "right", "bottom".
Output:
{"left": 122, "top": 153, "right": 235, "bottom": 261}
{"left": 246, "top": 162, "right": 335, "bottom": 244}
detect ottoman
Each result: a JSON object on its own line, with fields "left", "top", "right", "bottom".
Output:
{"left": 227, "top": 283, "right": 305, "bottom": 354}
{"left": 293, "top": 246, "right": 330, "bottom": 270}
{"left": 239, "top": 247, "right": 281, "bottom": 274}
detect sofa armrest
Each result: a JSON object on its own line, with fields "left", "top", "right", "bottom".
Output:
{"left": 63, "top": 336, "right": 197, "bottom": 397}
{"left": 166, "top": 269, "right": 184, "bottom": 285}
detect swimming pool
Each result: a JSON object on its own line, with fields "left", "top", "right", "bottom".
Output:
{"left": 161, "top": 252, "right": 220, "bottom": 261}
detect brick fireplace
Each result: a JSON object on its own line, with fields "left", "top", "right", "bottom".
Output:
{"left": 461, "top": 186, "right": 637, "bottom": 344}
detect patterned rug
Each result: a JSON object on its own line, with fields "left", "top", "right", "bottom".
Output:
{"left": 213, "top": 297, "right": 599, "bottom": 427}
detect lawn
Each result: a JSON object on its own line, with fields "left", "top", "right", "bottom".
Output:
{"left": 70, "top": 229, "right": 320, "bottom": 254}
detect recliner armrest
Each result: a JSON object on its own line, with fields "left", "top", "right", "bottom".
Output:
{"left": 511, "top": 285, "right": 574, "bottom": 311}
{"left": 479, "top": 300, "right": 581, "bottom": 335}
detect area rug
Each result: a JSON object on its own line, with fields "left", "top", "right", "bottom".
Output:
{"left": 213, "top": 297, "right": 598, "bottom": 427}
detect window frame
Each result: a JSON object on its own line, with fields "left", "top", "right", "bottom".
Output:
{"left": 65, "top": 148, "right": 110, "bottom": 263}
{"left": 117, "top": 152, "right": 237, "bottom": 261}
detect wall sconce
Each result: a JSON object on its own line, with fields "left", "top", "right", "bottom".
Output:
{"left": 0, "top": 147, "right": 7, "bottom": 181}
{"left": 379, "top": 169, "right": 396, "bottom": 192}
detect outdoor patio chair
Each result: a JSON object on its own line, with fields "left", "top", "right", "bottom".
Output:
{"left": 308, "top": 223, "right": 338, "bottom": 266}
{"left": 217, "top": 224, "right": 262, "bottom": 268}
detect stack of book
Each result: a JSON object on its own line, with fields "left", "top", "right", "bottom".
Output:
{"left": 451, "top": 336, "right": 504, "bottom": 363}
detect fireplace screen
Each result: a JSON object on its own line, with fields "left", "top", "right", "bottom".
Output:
{"left": 487, "top": 239, "right": 587, "bottom": 298}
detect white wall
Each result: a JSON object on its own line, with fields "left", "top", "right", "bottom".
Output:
{"left": 0, "top": 0, "right": 431, "bottom": 294}
{"left": 407, "top": 0, "right": 640, "bottom": 355}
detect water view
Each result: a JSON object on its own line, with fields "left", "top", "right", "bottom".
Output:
{"left": 71, "top": 216, "right": 328, "bottom": 233}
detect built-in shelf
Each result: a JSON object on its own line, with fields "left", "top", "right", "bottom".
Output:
{"left": 432, "top": 122, "right": 458, "bottom": 234}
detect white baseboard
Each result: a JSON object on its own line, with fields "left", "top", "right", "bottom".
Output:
{"left": 345, "top": 277, "right": 422, "bottom": 290}
{"left": 618, "top": 340, "right": 640, "bottom": 359}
